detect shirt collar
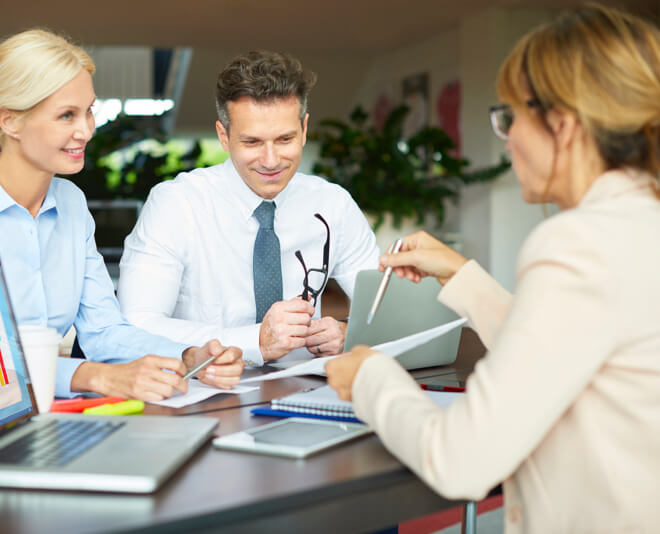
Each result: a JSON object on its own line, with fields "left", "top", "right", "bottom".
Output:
{"left": 0, "top": 184, "right": 14, "bottom": 214}
{"left": 579, "top": 168, "right": 656, "bottom": 207}
{"left": 39, "top": 182, "right": 58, "bottom": 216}
{"left": 224, "top": 158, "right": 298, "bottom": 221}
{"left": 0, "top": 180, "right": 58, "bottom": 216}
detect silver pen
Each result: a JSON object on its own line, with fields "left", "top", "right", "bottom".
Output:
{"left": 366, "top": 238, "right": 403, "bottom": 325}
{"left": 183, "top": 348, "right": 228, "bottom": 381}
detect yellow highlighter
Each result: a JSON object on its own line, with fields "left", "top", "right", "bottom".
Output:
{"left": 83, "top": 400, "right": 145, "bottom": 416}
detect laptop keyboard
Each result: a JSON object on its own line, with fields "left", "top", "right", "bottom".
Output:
{"left": 0, "top": 419, "right": 125, "bottom": 468}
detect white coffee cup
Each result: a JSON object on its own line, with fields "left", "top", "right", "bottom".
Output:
{"left": 18, "top": 325, "right": 62, "bottom": 414}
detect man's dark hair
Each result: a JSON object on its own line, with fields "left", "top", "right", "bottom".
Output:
{"left": 215, "top": 50, "right": 317, "bottom": 131}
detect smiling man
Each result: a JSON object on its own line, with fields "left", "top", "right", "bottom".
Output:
{"left": 117, "top": 50, "right": 379, "bottom": 367}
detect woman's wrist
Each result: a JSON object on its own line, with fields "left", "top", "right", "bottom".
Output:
{"left": 70, "top": 361, "right": 105, "bottom": 394}
{"left": 436, "top": 256, "right": 469, "bottom": 286}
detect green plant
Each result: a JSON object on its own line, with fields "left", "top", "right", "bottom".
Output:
{"left": 70, "top": 114, "right": 228, "bottom": 201}
{"left": 311, "top": 105, "right": 510, "bottom": 231}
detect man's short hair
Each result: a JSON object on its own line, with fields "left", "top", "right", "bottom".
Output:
{"left": 215, "top": 50, "right": 317, "bottom": 131}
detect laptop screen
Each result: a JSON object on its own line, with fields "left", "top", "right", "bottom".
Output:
{"left": 0, "top": 259, "right": 36, "bottom": 428}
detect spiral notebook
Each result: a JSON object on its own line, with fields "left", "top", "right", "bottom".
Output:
{"left": 271, "top": 386, "right": 355, "bottom": 418}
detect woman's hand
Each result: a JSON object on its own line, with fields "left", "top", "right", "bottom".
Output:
{"left": 72, "top": 356, "right": 189, "bottom": 402}
{"left": 380, "top": 231, "right": 468, "bottom": 285}
{"left": 325, "top": 345, "right": 378, "bottom": 401}
{"left": 71, "top": 340, "right": 245, "bottom": 401}
{"left": 183, "top": 340, "right": 245, "bottom": 390}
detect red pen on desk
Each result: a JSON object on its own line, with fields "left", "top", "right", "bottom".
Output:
{"left": 50, "top": 396, "right": 125, "bottom": 413}
{"left": 420, "top": 384, "right": 465, "bottom": 393}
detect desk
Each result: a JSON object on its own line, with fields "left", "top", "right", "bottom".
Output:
{"left": 1, "top": 328, "right": 486, "bottom": 534}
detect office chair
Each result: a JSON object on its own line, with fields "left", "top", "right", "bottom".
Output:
{"left": 70, "top": 336, "right": 86, "bottom": 359}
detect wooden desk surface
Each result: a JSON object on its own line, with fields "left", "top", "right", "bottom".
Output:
{"left": 1, "top": 328, "right": 487, "bottom": 534}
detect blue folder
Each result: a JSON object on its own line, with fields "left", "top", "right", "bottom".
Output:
{"left": 250, "top": 406, "right": 363, "bottom": 424}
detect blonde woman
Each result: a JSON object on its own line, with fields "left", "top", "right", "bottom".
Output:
{"left": 327, "top": 4, "right": 660, "bottom": 532}
{"left": 0, "top": 29, "right": 244, "bottom": 401}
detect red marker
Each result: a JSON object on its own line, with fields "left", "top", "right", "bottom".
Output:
{"left": 50, "top": 396, "right": 125, "bottom": 413}
{"left": 420, "top": 384, "right": 465, "bottom": 393}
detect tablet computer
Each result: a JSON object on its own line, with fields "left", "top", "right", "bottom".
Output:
{"left": 212, "top": 418, "right": 371, "bottom": 458}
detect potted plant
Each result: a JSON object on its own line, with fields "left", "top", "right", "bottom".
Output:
{"left": 311, "top": 105, "right": 510, "bottom": 234}
{"left": 72, "top": 114, "right": 219, "bottom": 201}
{"left": 68, "top": 114, "right": 228, "bottom": 265}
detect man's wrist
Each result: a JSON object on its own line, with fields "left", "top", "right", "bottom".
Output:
{"left": 182, "top": 347, "right": 197, "bottom": 369}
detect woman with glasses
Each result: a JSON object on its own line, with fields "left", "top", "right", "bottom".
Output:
{"left": 0, "top": 29, "right": 244, "bottom": 401}
{"left": 326, "top": 4, "right": 660, "bottom": 532}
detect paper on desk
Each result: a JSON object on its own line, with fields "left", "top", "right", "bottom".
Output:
{"left": 240, "top": 354, "right": 337, "bottom": 384}
{"left": 240, "top": 317, "right": 467, "bottom": 384}
{"left": 372, "top": 317, "right": 466, "bottom": 357}
{"left": 150, "top": 379, "right": 259, "bottom": 408}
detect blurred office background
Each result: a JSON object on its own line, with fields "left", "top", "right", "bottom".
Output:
{"left": 2, "top": 0, "right": 658, "bottom": 292}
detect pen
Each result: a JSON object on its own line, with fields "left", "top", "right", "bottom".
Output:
{"left": 420, "top": 384, "right": 466, "bottom": 392}
{"left": 83, "top": 400, "right": 145, "bottom": 416}
{"left": 50, "top": 396, "right": 125, "bottom": 413}
{"left": 367, "top": 238, "right": 403, "bottom": 325}
{"left": 182, "top": 347, "right": 228, "bottom": 381}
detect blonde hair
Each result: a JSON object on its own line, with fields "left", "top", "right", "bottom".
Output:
{"left": 0, "top": 29, "right": 95, "bottom": 146}
{"left": 497, "top": 3, "right": 660, "bottom": 187}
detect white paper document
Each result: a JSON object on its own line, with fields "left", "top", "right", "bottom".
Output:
{"left": 370, "top": 317, "right": 467, "bottom": 357}
{"left": 240, "top": 317, "right": 467, "bottom": 385}
{"left": 150, "top": 379, "right": 259, "bottom": 408}
{"left": 240, "top": 355, "right": 337, "bottom": 384}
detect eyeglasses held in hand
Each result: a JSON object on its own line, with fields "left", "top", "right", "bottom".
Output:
{"left": 295, "top": 213, "right": 330, "bottom": 307}
{"left": 489, "top": 99, "right": 541, "bottom": 140}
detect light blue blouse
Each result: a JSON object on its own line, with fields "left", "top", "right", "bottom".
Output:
{"left": 0, "top": 178, "right": 188, "bottom": 397}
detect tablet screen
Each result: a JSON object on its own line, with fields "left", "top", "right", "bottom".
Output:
{"left": 251, "top": 421, "right": 354, "bottom": 447}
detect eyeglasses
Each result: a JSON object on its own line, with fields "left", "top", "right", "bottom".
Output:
{"left": 295, "top": 213, "right": 330, "bottom": 307}
{"left": 489, "top": 99, "right": 541, "bottom": 140}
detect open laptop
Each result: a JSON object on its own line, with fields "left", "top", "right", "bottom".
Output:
{"left": 343, "top": 270, "right": 462, "bottom": 369}
{"left": 0, "top": 259, "right": 217, "bottom": 493}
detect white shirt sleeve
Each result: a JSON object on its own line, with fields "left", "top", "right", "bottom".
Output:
{"left": 118, "top": 183, "right": 266, "bottom": 366}
{"left": 330, "top": 189, "right": 380, "bottom": 298}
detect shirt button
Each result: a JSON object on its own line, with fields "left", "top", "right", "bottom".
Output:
{"left": 507, "top": 504, "right": 522, "bottom": 524}
{"left": 247, "top": 360, "right": 256, "bottom": 366}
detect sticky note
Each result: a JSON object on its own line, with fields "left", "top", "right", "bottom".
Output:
{"left": 83, "top": 400, "right": 145, "bottom": 416}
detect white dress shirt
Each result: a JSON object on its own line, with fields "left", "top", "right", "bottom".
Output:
{"left": 118, "top": 159, "right": 379, "bottom": 366}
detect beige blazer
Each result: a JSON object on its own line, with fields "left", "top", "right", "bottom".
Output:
{"left": 353, "top": 169, "right": 660, "bottom": 533}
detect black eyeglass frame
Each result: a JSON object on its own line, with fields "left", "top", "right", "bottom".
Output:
{"left": 295, "top": 213, "right": 330, "bottom": 307}
{"left": 489, "top": 99, "right": 542, "bottom": 140}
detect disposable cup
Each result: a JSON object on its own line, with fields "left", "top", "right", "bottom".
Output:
{"left": 18, "top": 325, "right": 62, "bottom": 414}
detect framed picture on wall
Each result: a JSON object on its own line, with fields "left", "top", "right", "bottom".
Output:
{"left": 402, "top": 72, "right": 429, "bottom": 139}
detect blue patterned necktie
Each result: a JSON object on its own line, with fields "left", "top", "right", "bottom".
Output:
{"left": 252, "top": 201, "right": 283, "bottom": 322}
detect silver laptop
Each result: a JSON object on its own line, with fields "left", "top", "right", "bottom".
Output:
{"left": 0, "top": 259, "right": 217, "bottom": 493}
{"left": 344, "top": 270, "right": 462, "bottom": 369}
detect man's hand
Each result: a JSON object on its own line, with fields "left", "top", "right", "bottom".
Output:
{"left": 305, "top": 317, "right": 347, "bottom": 356}
{"left": 72, "top": 356, "right": 189, "bottom": 402}
{"left": 259, "top": 297, "right": 314, "bottom": 361}
{"left": 182, "top": 340, "right": 244, "bottom": 389}
{"left": 325, "top": 345, "right": 378, "bottom": 401}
